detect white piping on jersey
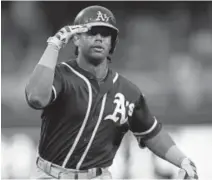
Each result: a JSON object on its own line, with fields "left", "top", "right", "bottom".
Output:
{"left": 52, "top": 85, "right": 57, "bottom": 101}
{"left": 75, "top": 72, "right": 118, "bottom": 169}
{"left": 76, "top": 93, "right": 108, "bottom": 170}
{"left": 113, "top": 72, "right": 119, "bottom": 83}
{"left": 133, "top": 117, "right": 158, "bottom": 136}
{"left": 61, "top": 62, "right": 93, "bottom": 168}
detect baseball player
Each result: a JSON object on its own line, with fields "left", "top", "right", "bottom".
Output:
{"left": 25, "top": 5, "right": 198, "bottom": 179}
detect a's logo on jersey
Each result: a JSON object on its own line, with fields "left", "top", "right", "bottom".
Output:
{"left": 104, "top": 93, "right": 135, "bottom": 124}
{"left": 96, "top": 11, "right": 110, "bottom": 22}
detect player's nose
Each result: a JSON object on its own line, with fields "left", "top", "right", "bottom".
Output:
{"left": 95, "top": 33, "right": 103, "bottom": 41}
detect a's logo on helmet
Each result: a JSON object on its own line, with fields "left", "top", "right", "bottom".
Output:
{"left": 96, "top": 11, "right": 110, "bottom": 22}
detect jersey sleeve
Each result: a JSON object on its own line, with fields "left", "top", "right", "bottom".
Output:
{"left": 50, "top": 64, "right": 65, "bottom": 103}
{"left": 129, "top": 94, "right": 162, "bottom": 148}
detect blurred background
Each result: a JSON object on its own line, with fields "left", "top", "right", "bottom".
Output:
{"left": 1, "top": 1, "right": 212, "bottom": 179}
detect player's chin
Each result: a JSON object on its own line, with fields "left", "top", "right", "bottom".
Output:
{"left": 90, "top": 48, "right": 107, "bottom": 57}
{"left": 89, "top": 52, "right": 107, "bottom": 64}
{"left": 91, "top": 53, "right": 105, "bottom": 59}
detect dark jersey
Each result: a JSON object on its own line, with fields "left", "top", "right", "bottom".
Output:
{"left": 28, "top": 60, "right": 162, "bottom": 170}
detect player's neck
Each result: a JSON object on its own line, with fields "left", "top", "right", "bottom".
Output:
{"left": 76, "top": 56, "right": 108, "bottom": 81}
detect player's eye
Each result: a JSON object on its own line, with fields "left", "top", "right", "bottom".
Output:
{"left": 86, "top": 27, "right": 112, "bottom": 37}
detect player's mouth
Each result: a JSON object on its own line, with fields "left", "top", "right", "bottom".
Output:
{"left": 91, "top": 45, "right": 104, "bottom": 52}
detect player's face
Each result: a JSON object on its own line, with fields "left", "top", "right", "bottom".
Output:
{"left": 77, "top": 26, "right": 113, "bottom": 65}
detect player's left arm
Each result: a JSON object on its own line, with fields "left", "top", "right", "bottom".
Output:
{"left": 129, "top": 94, "right": 198, "bottom": 179}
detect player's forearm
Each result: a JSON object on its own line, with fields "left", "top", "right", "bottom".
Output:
{"left": 164, "top": 144, "right": 187, "bottom": 168}
{"left": 144, "top": 128, "right": 187, "bottom": 168}
{"left": 25, "top": 45, "right": 59, "bottom": 108}
{"left": 37, "top": 44, "right": 60, "bottom": 70}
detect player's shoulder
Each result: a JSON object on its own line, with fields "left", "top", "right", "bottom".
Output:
{"left": 56, "top": 59, "right": 74, "bottom": 67}
{"left": 55, "top": 59, "right": 76, "bottom": 73}
{"left": 113, "top": 71, "right": 141, "bottom": 95}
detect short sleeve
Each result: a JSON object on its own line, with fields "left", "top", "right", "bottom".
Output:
{"left": 50, "top": 65, "right": 64, "bottom": 103}
{"left": 129, "top": 94, "right": 162, "bottom": 148}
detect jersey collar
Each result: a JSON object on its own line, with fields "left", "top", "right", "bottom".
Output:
{"left": 66, "top": 60, "right": 114, "bottom": 93}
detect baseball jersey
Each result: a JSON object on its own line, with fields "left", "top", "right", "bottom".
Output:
{"left": 27, "top": 59, "right": 162, "bottom": 170}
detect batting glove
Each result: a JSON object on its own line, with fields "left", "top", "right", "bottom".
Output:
{"left": 47, "top": 25, "right": 89, "bottom": 50}
{"left": 179, "top": 158, "right": 198, "bottom": 179}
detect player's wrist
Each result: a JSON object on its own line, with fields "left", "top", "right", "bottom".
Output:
{"left": 180, "top": 157, "right": 191, "bottom": 167}
{"left": 37, "top": 43, "right": 60, "bottom": 70}
{"left": 47, "top": 36, "right": 63, "bottom": 50}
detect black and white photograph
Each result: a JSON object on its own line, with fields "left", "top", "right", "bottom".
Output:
{"left": 1, "top": 1, "right": 212, "bottom": 179}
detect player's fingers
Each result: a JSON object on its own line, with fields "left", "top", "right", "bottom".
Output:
{"left": 76, "top": 26, "right": 89, "bottom": 34}
{"left": 182, "top": 162, "right": 198, "bottom": 177}
{"left": 190, "top": 160, "right": 196, "bottom": 167}
{"left": 56, "top": 30, "right": 65, "bottom": 39}
{"left": 186, "top": 169, "right": 198, "bottom": 179}
{"left": 190, "top": 162, "right": 197, "bottom": 172}
{"left": 64, "top": 26, "right": 71, "bottom": 32}
{"left": 59, "top": 27, "right": 68, "bottom": 34}
{"left": 190, "top": 165, "right": 197, "bottom": 173}
{"left": 55, "top": 34, "right": 61, "bottom": 40}
{"left": 177, "top": 169, "right": 187, "bottom": 179}
{"left": 70, "top": 25, "right": 89, "bottom": 34}
{"left": 194, "top": 173, "right": 199, "bottom": 179}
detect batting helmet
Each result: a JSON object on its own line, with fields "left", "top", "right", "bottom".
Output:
{"left": 74, "top": 5, "right": 119, "bottom": 54}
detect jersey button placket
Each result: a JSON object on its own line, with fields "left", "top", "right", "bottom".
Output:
{"left": 91, "top": 117, "right": 96, "bottom": 122}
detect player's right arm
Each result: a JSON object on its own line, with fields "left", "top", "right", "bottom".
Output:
{"left": 25, "top": 25, "right": 89, "bottom": 109}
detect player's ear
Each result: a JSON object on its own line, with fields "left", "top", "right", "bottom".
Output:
{"left": 72, "top": 35, "right": 80, "bottom": 46}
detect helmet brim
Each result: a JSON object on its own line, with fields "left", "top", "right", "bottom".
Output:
{"left": 86, "top": 22, "right": 119, "bottom": 33}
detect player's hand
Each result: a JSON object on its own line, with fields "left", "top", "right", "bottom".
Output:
{"left": 47, "top": 25, "right": 89, "bottom": 50}
{"left": 179, "top": 158, "right": 198, "bottom": 179}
